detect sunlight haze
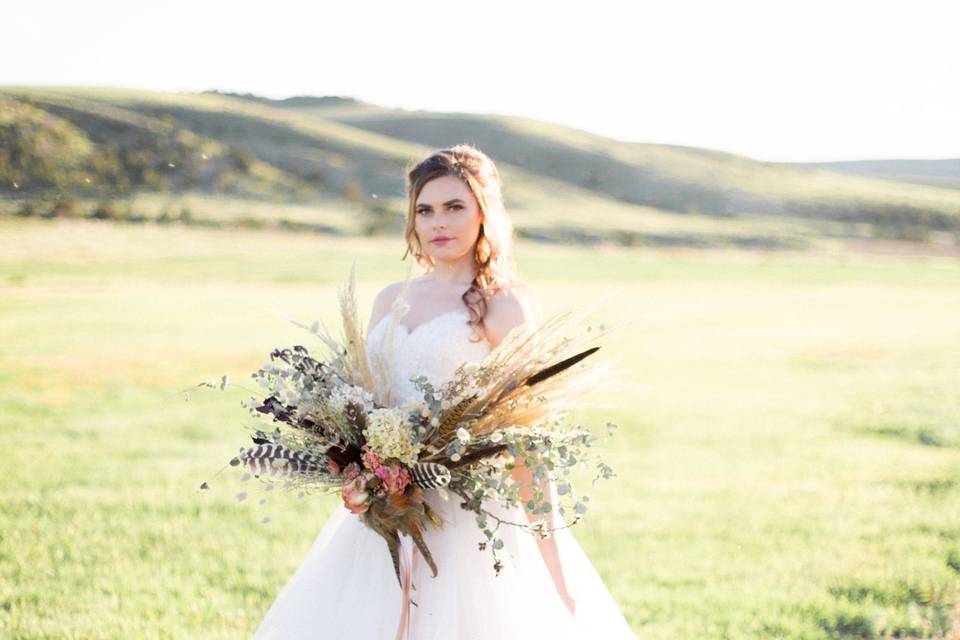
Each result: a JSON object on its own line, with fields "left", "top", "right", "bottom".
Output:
{"left": 3, "top": 0, "right": 958, "bottom": 162}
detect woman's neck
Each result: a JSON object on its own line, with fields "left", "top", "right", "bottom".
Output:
{"left": 427, "top": 256, "right": 478, "bottom": 286}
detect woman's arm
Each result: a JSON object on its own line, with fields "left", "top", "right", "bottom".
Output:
{"left": 366, "top": 282, "right": 400, "bottom": 341}
{"left": 485, "top": 286, "right": 576, "bottom": 616}
{"left": 510, "top": 457, "right": 577, "bottom": 616}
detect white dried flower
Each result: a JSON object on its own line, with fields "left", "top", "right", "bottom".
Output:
{"left": 363, "top": 407, "right": 422, "bottom": 466}
{"left": 489, "top": 432, "right": 503, "bottom": 443}
{"left": 430, "top": 417, "right": 440, "bottom": 427}
{"left": 328, "top": 383, "right": 375, "bottom": 413}
{"left": 486, "top": 454, "right": 507, "bottom": 469}
{"left": 450, "top": 453, "right": 462, "bottom": 462}
{"left": 456, "top": 427, "right": 471, "bottom": 443}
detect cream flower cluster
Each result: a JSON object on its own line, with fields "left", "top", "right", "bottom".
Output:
{"left": 328, "top": 382, "right": 375, "bottom": 413}
{"left": 363, "top": 407, "right": 422, "bottom": 467}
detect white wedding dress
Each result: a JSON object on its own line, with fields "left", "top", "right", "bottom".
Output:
{"left": 253, "top": 308, "right": 638, "bottom": 639}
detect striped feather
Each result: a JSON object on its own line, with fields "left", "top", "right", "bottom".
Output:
{"left": 435, "top": 393, "right": 479, "bottom": 439}
{"left": 410, "top": 463, "right": 452, "bottom": 489}
{"left": 229, "top": 444, "right": 320, "bottom": 478}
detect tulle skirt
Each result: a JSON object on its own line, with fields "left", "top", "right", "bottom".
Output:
{"left": 253, "top": 488, "right": 638, "bottom": 639}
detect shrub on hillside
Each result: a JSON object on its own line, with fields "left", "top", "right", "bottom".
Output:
{"left": 89, "top": 200, "right": 125, "bottom": 221}
{"left": 362, "top": 203, "right": 399, "bottom": 236}
{"left": 49, "top": 195, "right": 81, "bottom": 219}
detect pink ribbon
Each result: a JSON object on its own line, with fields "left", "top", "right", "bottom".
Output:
{"left": 394, "top": 534, "right": 419, "bottom": 640}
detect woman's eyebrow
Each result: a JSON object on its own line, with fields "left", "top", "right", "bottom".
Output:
{"left": 416, "top": 198, "right": 465, "bottom": 208}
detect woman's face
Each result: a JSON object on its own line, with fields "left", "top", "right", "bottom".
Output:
{"left": 414, "top": 175, "right": 483, "bottom": 264}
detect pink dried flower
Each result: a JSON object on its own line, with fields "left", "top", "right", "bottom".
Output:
{"left": 342, "top": 462, "right": 361, "bottom": 482}
{"left": 361, "top": 444, "right": 382, "bottom": 471}
{"left": 341, "top": 472, "right": 371, "bottom": 514}
{"left": 378, "top": 463, "right": 411, "bottom": 495}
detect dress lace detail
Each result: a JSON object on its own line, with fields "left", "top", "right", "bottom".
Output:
{"left": 366, "top": 308, "right": 490, "bottom": 408}
{"left": 252, "top": 303, "right": 639, "bottom": 639}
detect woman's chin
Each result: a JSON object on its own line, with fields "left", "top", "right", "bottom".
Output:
{"left": 427, "top": 245, "right": 463, "bottom": 259}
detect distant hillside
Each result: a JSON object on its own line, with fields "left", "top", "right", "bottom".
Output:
{"left": 312, "top": 109, "right": 960, "bottom": 232}
{"left": 1, "top": 86, "right": 958, "bottom": 249}
{"left": 0, "top": 92, "right": 312, "bottom": 200}
{"left": 201, "top": 90, "right": 367, "bottom": 110}
{"left": 790, "top": 158, "right": 960, "bottom": 191}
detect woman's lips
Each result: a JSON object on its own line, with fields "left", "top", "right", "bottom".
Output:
{"left": 431, "top": 237, "right": 453, "bottom": 245}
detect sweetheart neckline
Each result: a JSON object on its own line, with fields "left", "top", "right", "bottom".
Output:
{"left": 370, "top": 307, "right": 475, "bottom": 342}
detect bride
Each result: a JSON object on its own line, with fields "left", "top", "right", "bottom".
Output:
{"left": 253, "top": 144, "right": 638, "bottom": 639}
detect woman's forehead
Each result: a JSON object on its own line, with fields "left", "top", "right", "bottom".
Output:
{"left": 416, "top": 176, "right": 471, "bottom": 204}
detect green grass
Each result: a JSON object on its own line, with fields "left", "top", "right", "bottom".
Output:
{"left": 1, "top": 217, "right": 959, "bottom": 638}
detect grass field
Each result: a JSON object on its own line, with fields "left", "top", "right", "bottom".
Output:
{"left": 1, "top": 217, "right": 959, "bottom": 638}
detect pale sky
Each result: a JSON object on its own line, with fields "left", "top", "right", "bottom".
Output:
{"left": 4, "top": 0, "right": 958, "bottom": 162}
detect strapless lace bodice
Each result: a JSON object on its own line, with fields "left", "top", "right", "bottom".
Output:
{"left": 365, "top": 307, "right": 490, "bottom": 407}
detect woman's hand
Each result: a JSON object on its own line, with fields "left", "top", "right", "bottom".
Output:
{"left": 559, "top": 590, "right": 577, "bottom": 617}
{"left": 511, "top": 458, "right": 577, "bottom": 618}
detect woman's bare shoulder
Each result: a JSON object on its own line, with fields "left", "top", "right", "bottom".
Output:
{"left": 483, "top": 282, "right": 537, "bottom": 347}
{"left": 374, "top": 275, "right": 430, "bottom": 303}
{"left": 368, "top": 277, "right": 426, "bottom": 331}
{"left": 486, "top": 282, "right": 535, "bottom": 312}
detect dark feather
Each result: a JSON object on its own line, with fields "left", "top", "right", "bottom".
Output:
{"left": 385, "top": 531, "right": 402, "bottom": 587}
{"left": 325, "top": 443, "right": 362, "bottom": 470}
{"left": 409, "top": 527, "right": 438, "bottom": 578}
{"left": 436, "top": 393, "right": 479, "bottom": 439}
{"left": 447, "top": 444, "right": 509, "bottom": 469}
{"left": 524, "top": 346, "right": 600, "bottom": 387}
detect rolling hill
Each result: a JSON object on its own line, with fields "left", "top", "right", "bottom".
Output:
{"left": 790, "top": 158, "right": 960, "bottom": 191}
{"left": 1, "top": 86, "right": 958, "bottom": 249}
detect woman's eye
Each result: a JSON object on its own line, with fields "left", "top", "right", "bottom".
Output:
{"left": 449, "top": 205, "right": 462, "bottom": 211}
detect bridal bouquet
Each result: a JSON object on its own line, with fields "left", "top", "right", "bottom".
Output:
{"left": 199, "top": 264, "right": 625, "bottom": 582}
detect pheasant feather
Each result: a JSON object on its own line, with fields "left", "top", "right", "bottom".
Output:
{"left": 229, "top": 444, "right": 321, "bottom": 478}
{"left": 524, "top": 346, "right": 600, "bottom": 386}
{"left": 435, "top": 393, "right": 479, "bottom": 440}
